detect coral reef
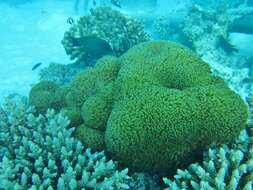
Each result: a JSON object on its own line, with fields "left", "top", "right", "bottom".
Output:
{"left": 152, "top": 17, "right": 173, "bottom": 40}
{"left": 0, "top": 95, "right": 130, "bottom": 189}
{"left": 152, "top": 3, "right": 253, "bottom": 101}
{"left": 61, "top": 106, "right": 83, "bottom": 128}
{"left": 183, "top": 5, "right": 230, "bottom": 57}
{"left": 62, "top": 6, "right": 150, "bottom": 66}
{"left": 182, "top": 4, "right": 252, "bottom": 101}
{"left": 75, "top": 123, "right": 105, "bottom": 151}
{"left": 152, "top": 13, "right": 188, "bottom": 44}
{"left": 192, "top": 0, "right": 250, "bottom": 10}
{"left": 249, "top": 91, "right": 253, "bottom": 125}
{"left": 29, "top": 40, "right": 248, "bottom": 174}
{"left": 39, "top": 62, "right": 82, "bottom": 85}
{"left": 128, "top": 173, "right": 161, "bottom": 190}
{"left": 28, "top": 81, "right": 67, "bottom": 113}
{"left": 104, "top": 40, "right": 248, "bottom": 173}
{"left": 65, "top": 56, "right": 119, "bottom": 108}
{"left": 164, "top": 85, "right": 253, "bottom": 188}
{"left": 163, "top": 127, "right": 253, "bottom": 190}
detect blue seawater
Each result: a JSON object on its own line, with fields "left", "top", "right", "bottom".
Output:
{"left": 0, "top": 0, "right": 252, "bottom": 189}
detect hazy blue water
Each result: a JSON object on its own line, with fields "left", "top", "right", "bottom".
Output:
{"left": 0, "top": 0, "right": 252, "bottom": 103}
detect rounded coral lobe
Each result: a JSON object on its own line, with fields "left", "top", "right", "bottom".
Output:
{"left": 104, "top": 40, "right": 248, "bottom": 173}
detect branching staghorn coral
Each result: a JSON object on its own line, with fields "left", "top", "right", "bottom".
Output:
{"left": 62, "top": 6, "right": 150, "bottom": 66}
{"left": 0, "top": 96, "right": 130, "bottom": 190}
{"left": 163, "top": 128, "right": 253, "bottom": 190}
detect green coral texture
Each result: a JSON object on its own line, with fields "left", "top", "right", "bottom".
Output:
{"left": 29, "top": 40, "right": 248, "bottom": 173}
{"left": 0, "top": 96, "right": 129, "bottom": 190}
{"left": 29, "top": 81, "right": 67, "bottom": 113}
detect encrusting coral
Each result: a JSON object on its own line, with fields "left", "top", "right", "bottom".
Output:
{"left": 29, "top": 40, "right": 248, "bottom": 174}
{"left": 0, "top": 96, "right": 130, "bottom": 190}
{"left": 62, "top": 6, "right": 150, "bottom": 66}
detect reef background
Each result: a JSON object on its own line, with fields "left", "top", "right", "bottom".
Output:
{"left": 0, "top": 0, "right": 253, "bottom": 103}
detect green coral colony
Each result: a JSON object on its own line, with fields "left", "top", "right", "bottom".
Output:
{"left": 29, "top": 40, "right": 248, "bottom": 174}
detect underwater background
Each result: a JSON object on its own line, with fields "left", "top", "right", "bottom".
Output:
{"left": 0, "top": 0, "right": 253, "bottom": 189}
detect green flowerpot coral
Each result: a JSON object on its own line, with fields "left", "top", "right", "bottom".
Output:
{"left": 61, "top": 106, "right": 83, "bottom": 128}
{"left": 29, "top": 81, "right": 66, "bottom": 112}
{"left": 65, "top": 56, "right": 120, "bottom": 107}
{"left": 29, "top": 41, "right": 248, "bottom": 174}
{"left": 75, "top": 124, "right": 105, "bottom": 151}
{"left": 81, "top": 83, "right": 114, "bottom": 131}
{"left": 104, "top": 41, "right": 248, "bottom": 173}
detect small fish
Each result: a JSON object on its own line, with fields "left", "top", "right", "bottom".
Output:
{"left": 71, "top": 35, "right": 114, "bottom": 66}
{"left": 111, "top": 0, "right": 121, "bottom": 8}
{"left": 67, "top": 17, "right": 74, "bottom": 25}
{"left": 93, "top": 0, "right": 96, "bottom": 6}
{"left": 41, "top": 10, "right": 47, "bottom": 14}
{"left": 218, "top": 36, "right": 238, "bottom": 54}
{"left": 32, "top": 62, "right": 43, "bottom": 71}
{"left": 90, "top": 8, "right": 95, "bottom": 15}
